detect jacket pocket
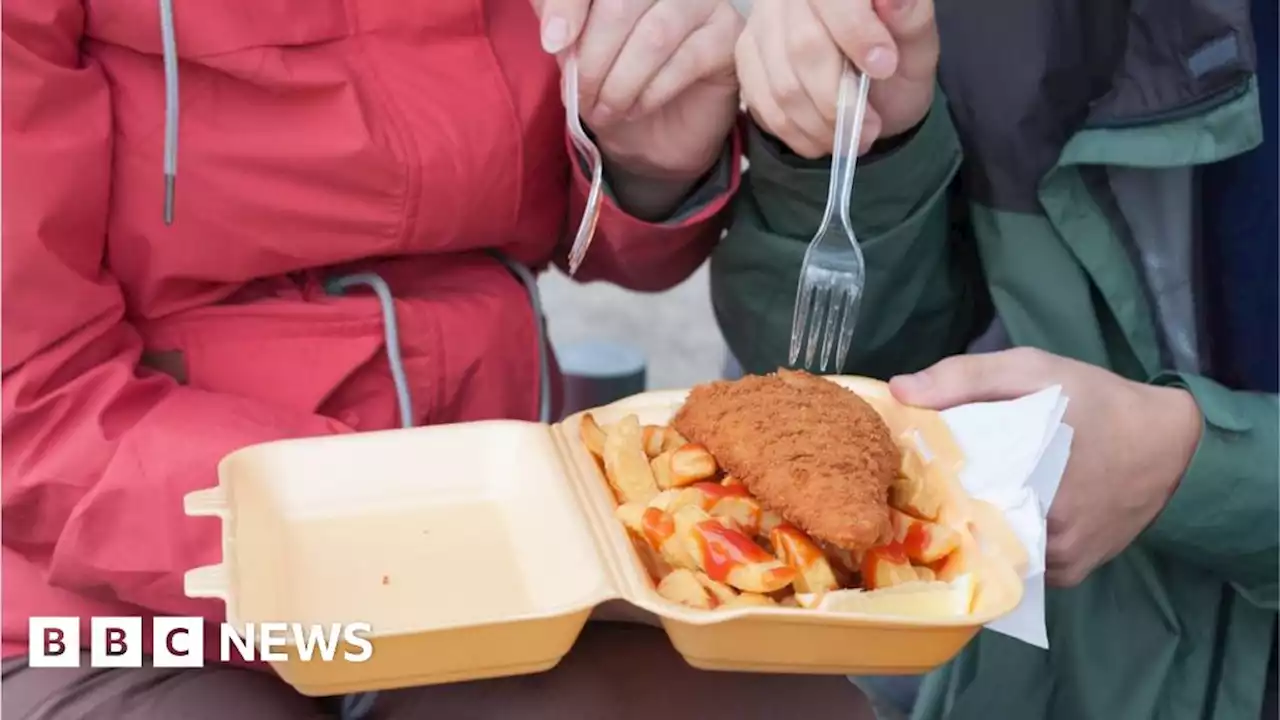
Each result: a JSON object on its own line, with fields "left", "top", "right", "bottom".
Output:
{"left": 145, "top": 307, "right": 385, "bottom": 419}
{"left": 86, "top": 1, "right": 351, "bottom": 59}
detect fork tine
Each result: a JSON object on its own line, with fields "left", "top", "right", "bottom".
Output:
{"left": 789, "top": 272, "right": 815, "bottom": 367}
{"left": 818, "top": 283, "right": 845, "bottom": 372}
{"left": 568, "top": 235, "right": 585, "bottom": 273}
{"left": 803, "top": 278, "right": 832, "bottom": 369}
{"left": 834, "top": 287, "right": 862, "bottom": 372}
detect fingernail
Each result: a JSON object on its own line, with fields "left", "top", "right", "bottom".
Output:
{"left": 542, "top": 17, "right": 569, "bottom": 54}
{"left": 864, "top": 46, "right": 897, "bottom": 78}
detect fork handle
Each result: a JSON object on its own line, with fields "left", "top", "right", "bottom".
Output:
{"left": 818, "top": 62, "right": 872, "bottom": 236}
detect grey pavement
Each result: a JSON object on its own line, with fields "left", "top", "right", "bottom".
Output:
{"left": 538, "top": 263, "right": 728, "bottom": 391}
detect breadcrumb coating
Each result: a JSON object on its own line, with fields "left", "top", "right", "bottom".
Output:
{"left": 671, "top": 369, "right": 899, "bottom": 551}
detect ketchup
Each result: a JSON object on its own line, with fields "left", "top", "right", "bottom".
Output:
{"left": 691, "top": 482, "right": 751, "bottom": 501}
{"left": 694, "top": 520, "right": 773, "bottom": 582}
{"left": 772, "top": 525, "right": 824, "bottom": 568}
{"left": 861, "top": 542, "right": 911, "bottom": 583}
{"left": 900, "top": 520, "right": 931, "bottom": 560}
{"left": 641, "top": 507, "right": 675, "bottom": 549}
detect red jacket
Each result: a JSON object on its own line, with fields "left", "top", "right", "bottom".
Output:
{"left": 1, "top": 0, "right": 737, "bottom": 661}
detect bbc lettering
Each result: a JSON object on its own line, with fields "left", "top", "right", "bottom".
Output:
{"left": 30, "top": 617, "right": 373, "bottom": 667}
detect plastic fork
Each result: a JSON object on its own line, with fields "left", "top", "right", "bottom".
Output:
{"left": 788, "top": 62, "right": 871, "bottom": 372}
{"left": 563, "top": 52, "right": 604, "bottom": 276}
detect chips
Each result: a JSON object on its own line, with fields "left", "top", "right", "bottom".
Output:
{"left": 582, "top": 411, "right": 976, "bottom": 617}
{"left": 601, "top": 416, "right": 660, "bottom": 504}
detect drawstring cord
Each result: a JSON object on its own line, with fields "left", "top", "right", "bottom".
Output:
{"left": 492, "top": 251, "right": 554, "bottom": 424}
{"left": 159, "top": 0, "right": 178, "bottom": 225}
{"left": 326, "top": 260, "right": 552, "bottom": 429}
{"left": 324, "top": 274, "right": 415, "bottom": 430}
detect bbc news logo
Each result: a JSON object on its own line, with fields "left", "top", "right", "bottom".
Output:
{"left": 30, "top": 617, "right": 373, "bottom": 668}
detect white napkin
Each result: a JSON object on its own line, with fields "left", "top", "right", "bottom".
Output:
{"left": 933, "top": 386, "right": 1072, "bottom": 650}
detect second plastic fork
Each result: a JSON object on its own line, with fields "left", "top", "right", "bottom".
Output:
{"left": 563, "top": 52, "right": 604, "bottom": 276}
{"left": 787, "top": 62, "right": 871, "bottom": 372}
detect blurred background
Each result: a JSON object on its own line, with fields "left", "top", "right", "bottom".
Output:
{"left": 539, "top": 264, "right": 726, "bottom": 391}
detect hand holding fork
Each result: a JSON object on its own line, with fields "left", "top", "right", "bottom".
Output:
{"left": 533, "top": 0, "right": 742, "bottom": 275}
{"left": 788, "top": 63, "right": 871, "bottom": 372}
{"left": 735, "top": 0, "right": 942, "bottom": 372}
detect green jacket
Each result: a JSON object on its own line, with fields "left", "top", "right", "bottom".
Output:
{"left": 711, "top": 2, "right": 1277, "bottom": 718}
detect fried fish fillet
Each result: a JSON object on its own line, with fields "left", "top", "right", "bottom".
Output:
{"left": 670, "top": 369, "right": 899, "bottom": 551}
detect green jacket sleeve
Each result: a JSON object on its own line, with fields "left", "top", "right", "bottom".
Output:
{"left": 1142, "top": 372, "right": 1279, "bottom": 609}
{"left": 709, "top": 90, "right": 989, "bottom": 379}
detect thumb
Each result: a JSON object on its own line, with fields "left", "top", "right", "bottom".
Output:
{"left": 888, "top": 348, "right": 1054, "bottom": 410}
{"left": 531, "top": 0, "right": 589, "bottom": 54}
{"left": 874, "top": 0, "right": 938, "bottom": 79}
{"left": 875, "top": 0, "right": 936, "bottom": 46}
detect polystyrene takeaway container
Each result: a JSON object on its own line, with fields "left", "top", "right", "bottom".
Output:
{"left": 184, "top": 376, "right": 1025, "bottom": 697}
